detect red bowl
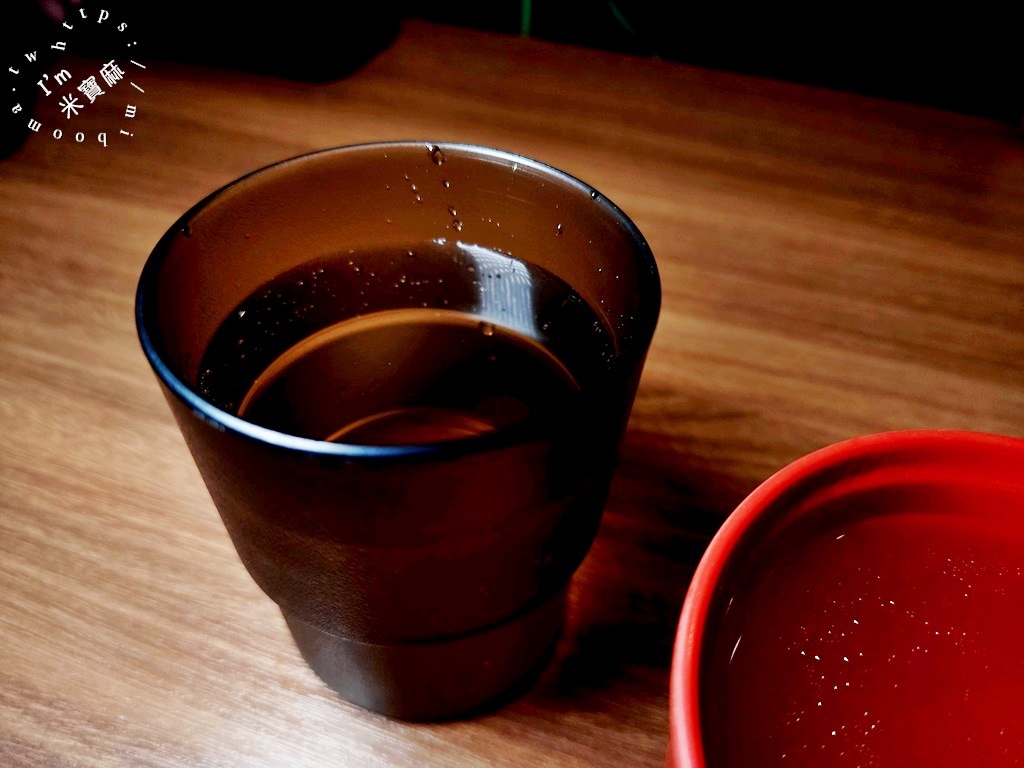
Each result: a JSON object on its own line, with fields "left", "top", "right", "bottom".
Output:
{"left": 669, "top": 430, "right": 1024, "bottom": 768}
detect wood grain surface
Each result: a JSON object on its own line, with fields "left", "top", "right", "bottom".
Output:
{"left": 2, "top": 19, "right": 1023, "bottom": 767}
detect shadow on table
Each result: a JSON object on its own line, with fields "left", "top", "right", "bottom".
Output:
{"left": 524, "top": 425, "right": 758, "bottom": 710}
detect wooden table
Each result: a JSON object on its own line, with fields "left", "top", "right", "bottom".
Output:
{"left": 2, "top": 19, "right": 1022, "bottom": 767}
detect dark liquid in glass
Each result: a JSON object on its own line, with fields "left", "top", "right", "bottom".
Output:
{"left": 197, "top": 240, "right": 620, "bottom": 447}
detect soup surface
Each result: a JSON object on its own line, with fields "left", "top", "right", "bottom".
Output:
{"left": 703, "top": 486, "right": 1024, "bottom": 767}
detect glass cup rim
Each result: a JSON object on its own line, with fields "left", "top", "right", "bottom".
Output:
{"left": 135, "top": 141, "right": 661, "bottom": 460}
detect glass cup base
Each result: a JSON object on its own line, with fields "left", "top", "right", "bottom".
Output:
{"left": 282, "top": 587, "right": 567, "bottom": 721}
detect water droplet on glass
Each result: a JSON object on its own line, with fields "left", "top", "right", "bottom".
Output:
{"left": 429, "top": 145, "right": 446, "bottom": 165}
{"left": 399, "top": 274, "right": 407, "bottom": 284}
{"left": 406, "top": 250, "right": 416, "bottom": 258}
{"left": 442, "top": 179, "right": 451, "bottom": 189}
{"left": 590, "top": 190, "right": 599, "bottom": 199}
{"left": 556, "top": 223, "right": 564, "bottom": 236}
{"left": 448, "top": 205, "right": 458, "bottom": 217}
{"left": 414, "top": 194, "right": 422, "bottom": 204}
{"left": 480, "top": 322, "right": 495, "bottom": 336}
{"left": 410, "top": 183, "right": 418, "bottom": 192}
{"left": 181, "top": 224, "right": 192, "bottom": 238}
{"left": 452, "top": 219, "right": 463, "bottom": 232}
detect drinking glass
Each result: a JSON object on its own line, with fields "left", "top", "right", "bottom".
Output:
{"left": 136, "top": 142, "right": 660, "bottom": 719}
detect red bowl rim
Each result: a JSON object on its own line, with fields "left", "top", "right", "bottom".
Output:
{"left": 668, "top": 429, "right": 1024, "bottom": 768}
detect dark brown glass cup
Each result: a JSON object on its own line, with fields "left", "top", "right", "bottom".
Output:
{"left": 136, "top": 142, "right": 660, "bottom": 720}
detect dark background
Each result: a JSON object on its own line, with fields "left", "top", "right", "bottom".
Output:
{"left": 4, "top": 0, "right": 1022, "bottom": 158}
{"left": 414, "top": 0, "right": 1021, "bottom": 126}
{"left": 419, "top": 1, "right": 1022, "bottom": 125}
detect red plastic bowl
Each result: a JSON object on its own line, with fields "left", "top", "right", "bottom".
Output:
{"left": 668, "top": 430, "right": 1024, "bottom": 768}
